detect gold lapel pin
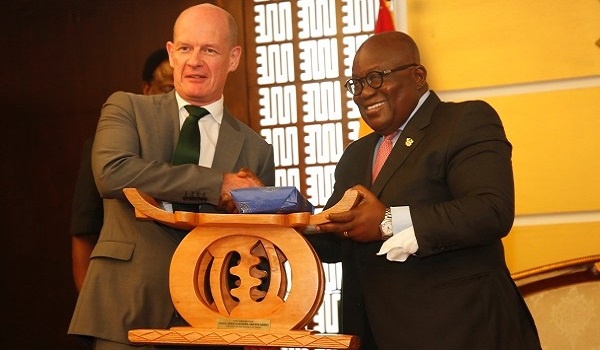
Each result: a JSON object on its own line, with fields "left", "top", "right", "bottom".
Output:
{"left": 405, "top": 138, "right": 414, "bottom": 147}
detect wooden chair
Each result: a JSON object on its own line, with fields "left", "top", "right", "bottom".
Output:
{"left": 512, "top": 255, "right": 600, "bottom": 349}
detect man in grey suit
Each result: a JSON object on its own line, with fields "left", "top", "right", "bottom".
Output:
{"left": 309, "top": 32, "right": 541, "bottom": 349}
{"left": 70, "top": 48, "right": 174, "bottom": 294}
{"left": 69, "top": 4, "right": 274, "bottom": 350}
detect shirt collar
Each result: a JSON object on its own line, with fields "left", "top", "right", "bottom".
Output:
{"left": 400, "top": 90, "right": 430, "bottom": 131}
{"left": 385, "top": 90, "right": 431, "bottom": 144}
{"left": 175, "top": 91, "right": 224, "bottom": 124}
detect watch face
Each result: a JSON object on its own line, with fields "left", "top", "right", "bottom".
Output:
{"left": 380, "top": 208, "right": 393, "bottom": 239}
{"left": 381, "top": 221, "right": 393, "bottom": 237}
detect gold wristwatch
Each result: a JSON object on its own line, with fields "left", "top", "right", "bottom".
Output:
{"left": 379, "top": 207, "right": 393, "bottom": 240}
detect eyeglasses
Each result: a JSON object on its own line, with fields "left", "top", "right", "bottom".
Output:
{"left": 344, "top": 63, "right": 418, "bottom": 96}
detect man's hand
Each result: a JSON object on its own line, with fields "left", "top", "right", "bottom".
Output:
{"left": 316, "top": 184, "right": 386, "bottom": 242}
{"left": 218, "top": 168, "right": 264, "bottom": 213}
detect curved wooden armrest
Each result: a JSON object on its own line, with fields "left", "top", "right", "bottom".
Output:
{"left": 122, "top": 188, "right": 195, "bottom": 230}
{"left": 122, "top": 187, "right": 360, "bottom": 230}
{"left": 308, "top": 189, "right": 361, "bottom": 225}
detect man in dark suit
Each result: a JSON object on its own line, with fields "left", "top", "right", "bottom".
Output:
{"left": 68, "top": 4, "right": 274, "bottom": 350}
{"left": 309, "top": 31, "right": 541, "bottom": 349}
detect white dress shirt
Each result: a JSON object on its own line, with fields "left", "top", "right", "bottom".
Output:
{"left": 162, "top": 92, "right": 224, "bottom": 212}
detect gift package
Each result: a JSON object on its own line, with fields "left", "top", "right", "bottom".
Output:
{"left": 230, "top": 186, "right": 314, "bottom": 214}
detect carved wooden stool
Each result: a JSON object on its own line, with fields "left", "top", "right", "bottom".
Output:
{"left": 123, "top": 188, "right": 360, "bottom": 349}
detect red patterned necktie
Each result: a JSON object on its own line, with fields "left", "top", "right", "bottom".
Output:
{"left": 372, "top": 131, "right": 398, "bottom": 182}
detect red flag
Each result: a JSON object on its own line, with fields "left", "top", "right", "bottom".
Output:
{"left": 375, "top": 0, "right": 395, "bottom": 33}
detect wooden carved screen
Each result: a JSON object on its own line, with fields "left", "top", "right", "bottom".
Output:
{"left": 242, "top": 0, "right": 381, "bottom": 338}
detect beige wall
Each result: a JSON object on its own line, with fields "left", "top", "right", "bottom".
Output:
{"left": 385, "top": 0, "right": 600, "bottom": 272}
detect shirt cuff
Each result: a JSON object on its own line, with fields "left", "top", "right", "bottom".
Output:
{"left": 376, "top": 206, "right": 419, "bottom": 262}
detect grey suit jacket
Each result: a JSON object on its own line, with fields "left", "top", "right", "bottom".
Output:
{"left": 308, "top": 92, "right": 540, "bottom": 349}
{"left": 69, "top": 91, "right": 275, "bottom": 344}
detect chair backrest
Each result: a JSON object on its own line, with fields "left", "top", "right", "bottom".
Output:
{"left": 512, "top": 255, "right": 600, "bottom": 350}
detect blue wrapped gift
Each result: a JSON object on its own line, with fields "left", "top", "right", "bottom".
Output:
{"left": 230, "top": 186, "right": 314, "bottom": 214}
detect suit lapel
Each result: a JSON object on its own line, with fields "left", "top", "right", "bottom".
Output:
{"left": 142, "top": 91, "right": 179, "bottom": 162}
{"left": 360, "top": 133, "right": 380, "bottom": 185}
{"left": 212, "top": 108, "right": 243, "bottom": 172}
{"left": 370, "top": 92, "right": 441, "bottom": 197}
{"left": 165, "top": 92, "right": 180, "bottom": 157}
{"left": 161, "top": 94, "right": 242, "bottom": 170}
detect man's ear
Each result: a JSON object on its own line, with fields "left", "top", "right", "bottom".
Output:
{"left": 228, "top": 45, "right": 242, "bottom": 72}
{"left": 166, "top": 42, "right": 175, "bottom": 68}
{"left": 414, "top": 65, "right": 427, "bottom": 89}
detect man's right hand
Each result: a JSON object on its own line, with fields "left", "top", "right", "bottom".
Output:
{"left": 218, "top": 168, "right": 264, "bottom": 213}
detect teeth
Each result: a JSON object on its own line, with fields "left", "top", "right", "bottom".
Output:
{"left": 366, "top": 102, "right": 384, "bottom": 110}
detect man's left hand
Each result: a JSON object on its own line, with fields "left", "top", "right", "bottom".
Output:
{"left": 316, "top": 184, "right": 386, "bottom": 242}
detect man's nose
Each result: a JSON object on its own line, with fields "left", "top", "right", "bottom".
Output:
{"left": 187, "top": 49, "right": 205, "bottom": 67}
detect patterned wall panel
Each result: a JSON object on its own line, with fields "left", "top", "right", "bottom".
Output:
{"left": 249, "top": 0, "right": 380, "bottom": 338}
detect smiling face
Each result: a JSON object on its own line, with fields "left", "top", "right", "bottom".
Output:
{"left": 166, "top": 4, "right": 241, "bottom": 106}
{"left": 351, "top": 32, "right": 428, "bottom": 136}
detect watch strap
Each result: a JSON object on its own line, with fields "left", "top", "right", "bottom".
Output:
{"left": 380, "top": 207, "right": 393, "bottom": 240}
